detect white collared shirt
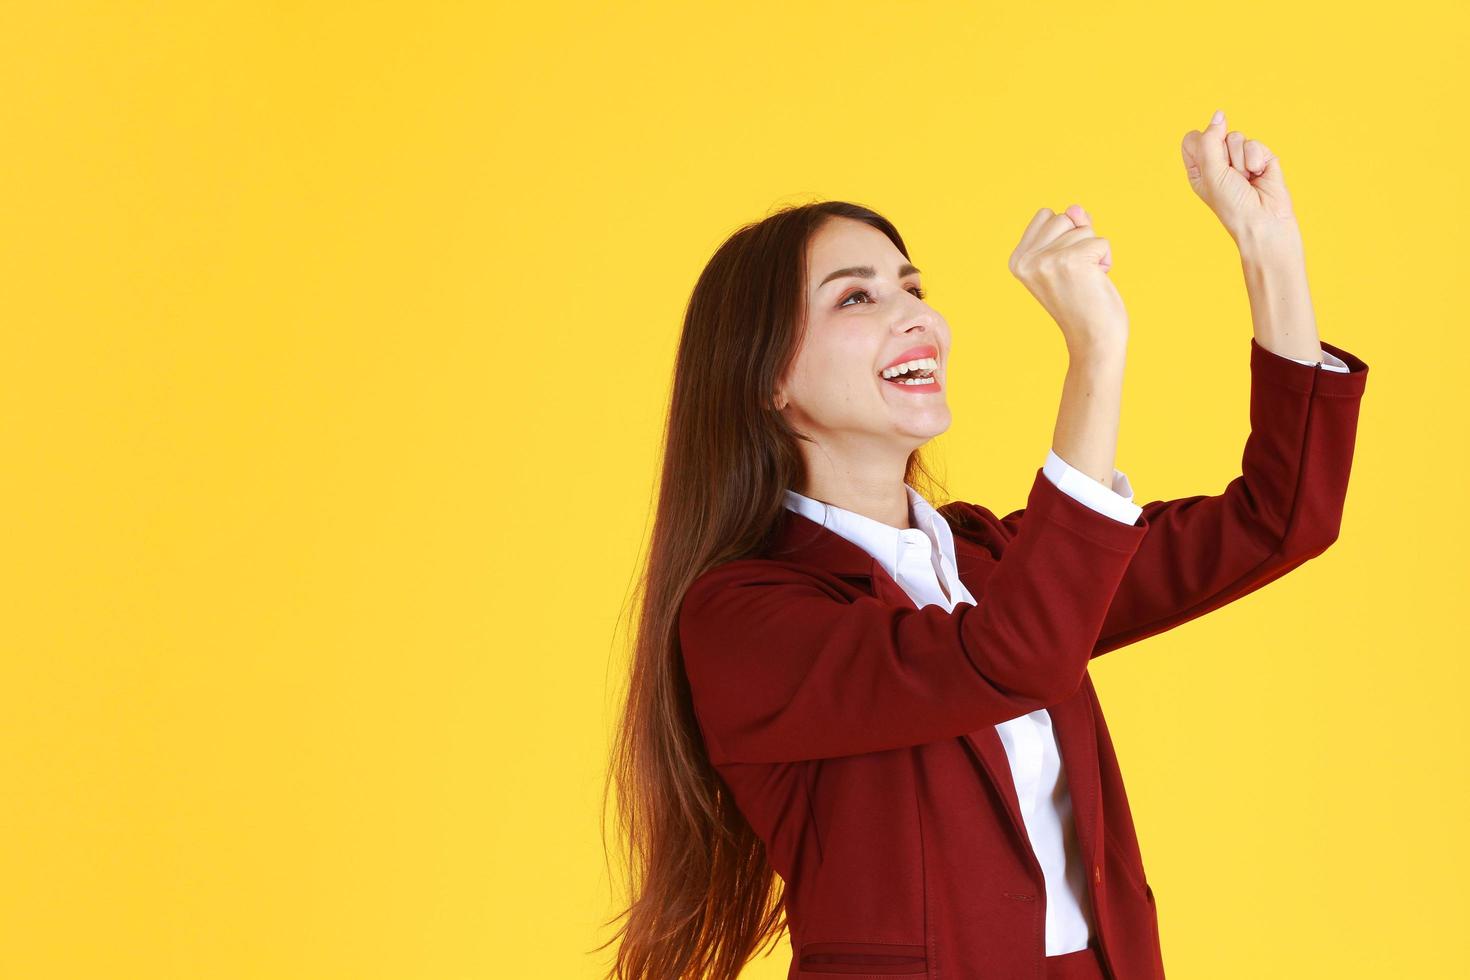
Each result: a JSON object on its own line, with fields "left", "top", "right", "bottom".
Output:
{"left": 774, "top": 338, "right": 1351, "bottom": 955}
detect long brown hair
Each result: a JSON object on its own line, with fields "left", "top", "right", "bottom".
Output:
{"left": 596, "top": 201, "right": 949, "bottom": 979}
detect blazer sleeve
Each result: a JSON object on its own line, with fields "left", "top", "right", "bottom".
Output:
{"left": 1001, "top": 337, "right": 1368, "bottom": 657}
{"left": 677, "top": 469, "right": 1151, "bottom": 765}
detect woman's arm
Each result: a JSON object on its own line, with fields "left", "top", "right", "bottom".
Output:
{"left": 1240, "top": 228, "right": 1324, "bottom": 361}
{"left": 981, "top": 110, "right": 1370, "bottom": 656}
{"left": 963, "top": 337, "right": 1367, "bottom": 659}
{"left": 1084, "top": 109, "right": 1371, "bottom": 653}
{"left": 1087, "top": 336, "right": 1367, "bottom": 656}
{"left": 678, "top": 467, "right": 1151, "bottom": 766}
{"left": 1186, "top": 106, "right": 1327, "bottom": 361}
{"left": 1050, "top": 342, "right": 1128, "bottom": 490}
{"left": 1007, "top": 202, "right": 1131, "bottom": 488}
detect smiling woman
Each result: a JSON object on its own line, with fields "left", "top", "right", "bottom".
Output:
{"left": 771, "top": 216, "right": 957, "bottom": 516}
{"left": 596, "top": 201, "right": 959, "bottom": 980}
{"left": 598, "top": 142, "right": 1368, "bottom": 979}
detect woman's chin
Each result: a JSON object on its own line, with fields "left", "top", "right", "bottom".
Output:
{"left": 890, "top": 405, "right": 951, "bottom": 440}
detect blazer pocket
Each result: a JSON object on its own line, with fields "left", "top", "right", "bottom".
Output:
{"left": 797, "top": 939, "right": 928, "bottom": 975}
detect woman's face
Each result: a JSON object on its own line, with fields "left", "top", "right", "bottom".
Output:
{"left": 776, "top": 217, "right": 952, "bottom": 449}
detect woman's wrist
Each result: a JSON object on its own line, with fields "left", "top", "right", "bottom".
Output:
{"left": 1234, "top": 219, "right": 1304, "bottom": 264}
{"left": 1065, "top": 329, "right": 1128, "bottom": 370}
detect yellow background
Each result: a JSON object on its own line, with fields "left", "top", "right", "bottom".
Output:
{"left": 2, "top": 1, "right": 1462, "bottom": 977}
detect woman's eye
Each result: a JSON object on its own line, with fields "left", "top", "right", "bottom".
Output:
{"left": 839, "top": 286, "right": 926, "bottom": 308}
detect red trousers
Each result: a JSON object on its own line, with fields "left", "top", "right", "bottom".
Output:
{"left": 1044, "top": 938, "right": 1109, "bottom": 980}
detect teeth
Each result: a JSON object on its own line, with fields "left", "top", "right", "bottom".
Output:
{"left": 880, "top": 356, "right": 939, "bottom": 379}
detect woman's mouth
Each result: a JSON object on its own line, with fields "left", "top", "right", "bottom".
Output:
{"left": 878, "top": 357, "right": 943, "bottom": 393}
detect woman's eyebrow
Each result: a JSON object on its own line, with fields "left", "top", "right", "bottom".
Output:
{"left": 817, "top": 262, "right": 922, "bottom": 289}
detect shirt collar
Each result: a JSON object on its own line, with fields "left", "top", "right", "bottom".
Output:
{"left": 781, "top": 483, "right": 960, "bottom": 589}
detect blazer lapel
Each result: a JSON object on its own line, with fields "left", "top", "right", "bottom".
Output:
{"left": 866, "top": 556, "right": 914, "bottom": 607}
{"left": 954, "top": 522, "right": 1103, "bottom": 873}
{"left": 766, "top": 507, "right": 878, "bottom": 578}
{"left": 1045, "top": 685, "right": 1103, "bottom": 871}
{"left": 945, "top": 532, "right": 1038, "bottom": 854}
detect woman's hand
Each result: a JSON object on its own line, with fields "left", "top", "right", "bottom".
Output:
{"left": 1181, "top": 108, "right": 1299, "bottom": 245}
{"left": 1009, "top": 204, "right": 1128, "bottom": 358}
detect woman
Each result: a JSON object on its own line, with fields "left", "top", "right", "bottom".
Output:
{"left": 601, "top": 109, "right": 1368, "bottom": 979}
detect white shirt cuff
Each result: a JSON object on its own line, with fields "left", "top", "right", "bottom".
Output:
{"left": 1279, "top": 347, "right": 1351, "bottom": 373}
{"left": 1043, "top": 448, "right": 1143, "bottom": 525}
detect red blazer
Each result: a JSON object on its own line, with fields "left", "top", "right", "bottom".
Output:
{"left": 677, "top": 338, "right": 1369, "bottom": 979}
